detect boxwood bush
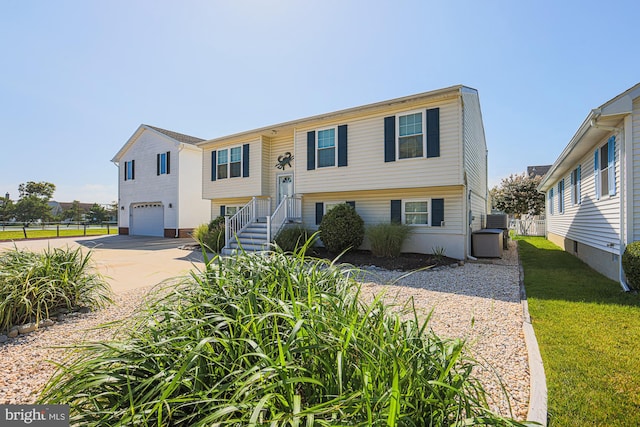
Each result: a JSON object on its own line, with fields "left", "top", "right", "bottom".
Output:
{"left": 273, "top": 225, "right": 315, "bottom": 254}
{"left": 622, "top": 241, "right": 640, "bottom": 290}
{"left": 319, "top": 203, "right": 364, "bottom": 253}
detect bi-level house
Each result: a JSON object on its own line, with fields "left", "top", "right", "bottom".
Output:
{"left": 112, "top": 124, "right": 211, "bottom": 237}
{"left": 538, "top": 82, "right": 640, "bottom": 290}
{"left": 198, "top": 85, "right": 489, "bottom": 260}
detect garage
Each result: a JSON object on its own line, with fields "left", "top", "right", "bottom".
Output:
{"left": 130, "top": 203, "right": 164, "bottom": 237}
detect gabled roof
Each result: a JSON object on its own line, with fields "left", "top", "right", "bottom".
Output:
{"left": 112, "top": 124, "right": 205, "bottom": 162}
{"left": 539, "top": 82, "right": 640, "bottom": 192}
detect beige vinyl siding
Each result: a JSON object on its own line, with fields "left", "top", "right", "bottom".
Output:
{"left": 302, "top": 186, "right": 465, "bottom": 259}
{"left": 262, "top": 134, "right": 295, "bottom": 210}
{"left": 202, "top": 138, "right": 263, "bottom": 199}
{"left": 462, "top": 89, "right": 488, "bottom": 230}
{"left": 632, "top": 97, "right": 640, "bottom": 241}
{"left": 295, "top": 99, "right": 462, "bottom": 194}
{"left": 546, "top": 136, "right": 621, "bottom": 254}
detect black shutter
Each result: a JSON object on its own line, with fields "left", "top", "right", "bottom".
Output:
{"left": 220, "top": 205, "right": 225, "bottom": 217}
{"left": 131, "top": 160, "right": 135, "bottom": 180}
{"left": 426, "top": 108, "right": 440, "bottom": 158}
{"left": 166, "top": 151, "right": 170, "bottom": 174}
{"left": 338, "top": 124, "right": 348, "bottom": 167}
{"left": 157, "top": 154, "right": 160, "bottom": 175}
{"left": 384, "top": 116, "right": 396, "bottom": 162}
{"left": 242, "top": 144, "right": 250, "bottom": 177}
{"left": 124, "top": 162, "right": 127, "bottom": 181}
{"left": 211, "top": 151, "right": 217, "bottom": 181}
{"left": 307, "top": 131, "right": 316, "bottom": 170}
{"left": 346, "top": 201, "right": 355, "bottom": 208}
{"left": 315, "top": 202, "right": 324, "bottom": 225}
{"left": 432, "top": 198, "right": 444, "bottom": 227}
{"left": 390, "top": 200, "right": 401, "bottom": 223}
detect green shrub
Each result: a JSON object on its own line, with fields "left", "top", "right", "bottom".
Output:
{"left": 0, "top": 246, "right": 112, "bottom": 331}
{"left": 366, "top": 223, "right": 411, "bottom": 257}
{"left": 622, "top": 241, "right": 640, "bottom": 290}
{"left": 319, "top": 203, "right": 364, "bottom": 253}
{"left": 273, "top": 225, "right": 315, "bottom": 253}
{"left": 41, "top": 248, "right": 523, "bottom": 426}
{"left": 193, "top": 217, "right": 226, "bottom": 253}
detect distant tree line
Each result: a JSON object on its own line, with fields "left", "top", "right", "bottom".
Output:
{"left": 0, "top": 181, "right": 116, "bottom": 225}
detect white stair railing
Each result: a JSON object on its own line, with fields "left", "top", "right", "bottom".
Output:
{"left": 225, "top": 197, "right": 271, "bottom": 248}
{"left": 268, "top": 195, "right": 303, "bottom": 242}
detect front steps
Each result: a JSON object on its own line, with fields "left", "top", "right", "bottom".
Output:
{"left": 221, "top": 220, "right": 269, "bottom": 255}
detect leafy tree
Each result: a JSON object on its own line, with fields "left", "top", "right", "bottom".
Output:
{"left": 87, "top": 203, "right": 107, "bottom": 224}
{"left": 14, "top": 181, "right": 56, "bottom": 224}
{"left": 491, "top": 173, "right": 545, "bottom": 218}
{"left": 0, "top": 194, "right": 14, "bottom": 223}
{"left": 63, "top": 200, "right": 84, "bottom": 222}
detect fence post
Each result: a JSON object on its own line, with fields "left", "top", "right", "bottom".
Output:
{"left": 23, "top": 226, "right": 27, "bottom": 239}
{"left": 84, "top": 224, "right": 87, "bottom": 236}
{"left": 107, "top": 223, "right": 110, "bottom": 234}
{"left": 57, "top": 225, "right": 60, "bottom": 237}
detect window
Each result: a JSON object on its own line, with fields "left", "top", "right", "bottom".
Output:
{"left": 124, "top": 160, "right": 135, "bottom": 181}
{"left": 317, "top": 128, "right": 336, "bottom": 167}
{"left": 549, "top": 188, "right": 554, "bottom": 215}
{"left": 225, "top": 206, "right": 239, "bottom": 216}
{"left": 230, "top": 147, "right": 242, "bottom": 178}
{"left": 595, "top": 137, "right": 616, "bottom": 199}
{"left": 599, "top": 143, "right": 609, "bottom": 198}
{"left": 324, "top": 201, "right": 344, "bottom": 213}
{"left": 398, "top": 112, "right": 424, "bottom": 159}
{"left": 571, "top": 166, "right": 581, "bottom": 205}
{"left": 217, "top": 149, "right": 228, "bottom": 179}
{"left": 157, "top": 151, "right": 170, "bottom": 175}
{"left": 403, "top": 200, "right": 429, "bottom": 225}
{"left": 558, "top": 179, "right": 564, "bottom": 214}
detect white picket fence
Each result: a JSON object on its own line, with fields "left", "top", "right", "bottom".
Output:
{"left": 510, "top": 219, "right": 546, "bottom": 236}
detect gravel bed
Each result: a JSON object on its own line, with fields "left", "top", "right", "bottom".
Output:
{"left": 0, "top": 242, "right": 529, "bottom": 421}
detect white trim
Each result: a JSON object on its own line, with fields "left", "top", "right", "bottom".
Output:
{"left": 402, "top": 198, "right": 430, "bottom": 226}
{"left": 396, "top": 109, "right": 426, "bottom": 160}
{"left": 315, "top": 126, "right": 338, "bottom": 168}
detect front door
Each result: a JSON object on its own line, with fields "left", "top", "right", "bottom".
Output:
{"left": 277, "top": 174, "right": 294, "bottom": 205}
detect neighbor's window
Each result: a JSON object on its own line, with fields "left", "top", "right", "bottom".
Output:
{"left": 217, "top": 149, "right": 228, "bottom": 179}
{"left": 558, "top": 179, "right": 564, "bottom": 214}
{"left": 571, "top": 165, "right": 581, "bottom": 205}
{"left": 403, "top": 200, "right": 428, "bottom": 225}
{"left": 317, "top": 128, "right": 336, "bottom": 167}
{"left": 549, "top": 188, "right": 554, "bottom": 215}
{"left": 398, "top": 112, "right": 424, "bottom": 159}
{"left": 125, "top": 160, "right": 135, "bottom": 181}
{"left": 158, "top": 152, "right": 170, "bottom": 175}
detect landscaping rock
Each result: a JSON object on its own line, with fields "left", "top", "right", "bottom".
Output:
{"left": 77, "top": 307, "right": 91, "bottom": 314}
{"left": 8, "top": 327, "right": 19, "bottom": 338}
{"left": 0, "top": 335, "right": 7, "bottom": 344}
{"left": 40, "top": 319, "right": 55, "bottom": 328}
{"left": 56, "top": 314, "right": 65, "bottom": 322}
{"left": 18, "top": 323, "right": 37, "bottom": 334}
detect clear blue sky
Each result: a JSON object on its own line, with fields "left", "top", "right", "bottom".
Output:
{"left": 1, "top": 0, "right": 638, "bottom": 204}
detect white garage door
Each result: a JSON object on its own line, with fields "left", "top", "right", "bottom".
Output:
{"left": 130, "top": 203, "right": 164, "bottom": 237}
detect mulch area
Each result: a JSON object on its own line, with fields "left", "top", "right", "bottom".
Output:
{"left": 309, "top": 248, "right": 459, "bottom": 271}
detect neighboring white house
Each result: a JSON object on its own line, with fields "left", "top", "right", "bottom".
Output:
{"left": 538, "top": 82, "right": 640, "bottom": 290}
{"left": 198, "top": 85, "right": 489, "bottom": 260}
{"left": 112, "top": 125, "right": 210, "bottom": 237}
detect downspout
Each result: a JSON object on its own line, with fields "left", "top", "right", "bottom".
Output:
{"left": 175, "top": 144, "right": 185, "bottom": 238}
{"left": 591, "top": 115, "right": 630, "bottom": 291}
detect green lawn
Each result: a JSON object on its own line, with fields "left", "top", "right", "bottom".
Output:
{"left": 516, "top": 236, "right": 640, "bottom": 426}
{"left": 0, "top": 227, "right": 118, "bottom": 241}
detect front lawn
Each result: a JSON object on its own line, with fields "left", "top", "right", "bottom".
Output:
{"left": 0, "top": 227, "right": 117, "bottom": 241}
{"left": 516, "top": 236, "right": 640, "bottom": 426}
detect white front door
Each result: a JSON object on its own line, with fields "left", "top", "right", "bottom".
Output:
{"left": 277, "top": 174, "right": 294, "bottom": 205}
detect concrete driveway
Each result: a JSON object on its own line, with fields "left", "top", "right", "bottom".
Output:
{"left": 0, "top": 235, "right": 206, "bottom": 292}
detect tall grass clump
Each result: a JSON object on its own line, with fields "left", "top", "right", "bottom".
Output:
{"left": 366, "top": 223, "right": 411, "bottom": 257}
{"left": 193, "top": 216, "right": 226, "bottom": 253}
{"left": 0, "top": 246, "right": 112, "bottom": 331}
{"left": 41, "top": 247, "right": 526, "bottom": 426}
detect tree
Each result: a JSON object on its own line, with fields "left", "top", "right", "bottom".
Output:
{"left": 0, "top": 194, "right": 14, "bottom": 223}
{"left": 87, "top": 203, "right": 108, "bottom": 224}
{"left": 63, "top": 200, "right": 84, "bottom": 222}
{"left": 491, "top": 173, "right": 545, "bottom": 218}
{"left": 14, "top": 181, "right": 56, "bottom": 224}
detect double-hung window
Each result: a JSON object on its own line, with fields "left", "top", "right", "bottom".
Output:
{"left": 317, "top": 128, "right": 336, "bottom": 168}
{"left": 403, "top": 200, "right": 429, "bottom": 225}
{"left": 571, "top": 165, "right": 581, "bottom": 205}
{"left": 217, "top": 149, "right": 228, "bottom": 179}
{"left": 558, "top": 179, "right": 564, "bottom": 214}
{"left": 595, "top": 136, "right": 616, "bottom": 199}
{"left": 398, "top": 112, "right": 424, "bottom": 159}
{"left": 230, "top": 147, "right": 242, "bottom": 178}
{"left": 157, "top": 151, "right": 170, "bottom": 175}
{"left": 124, "top": 160, "right": 135, "bottom": 181}
{"left": 549, "top": 188, "right": 554, "bottom": 215}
